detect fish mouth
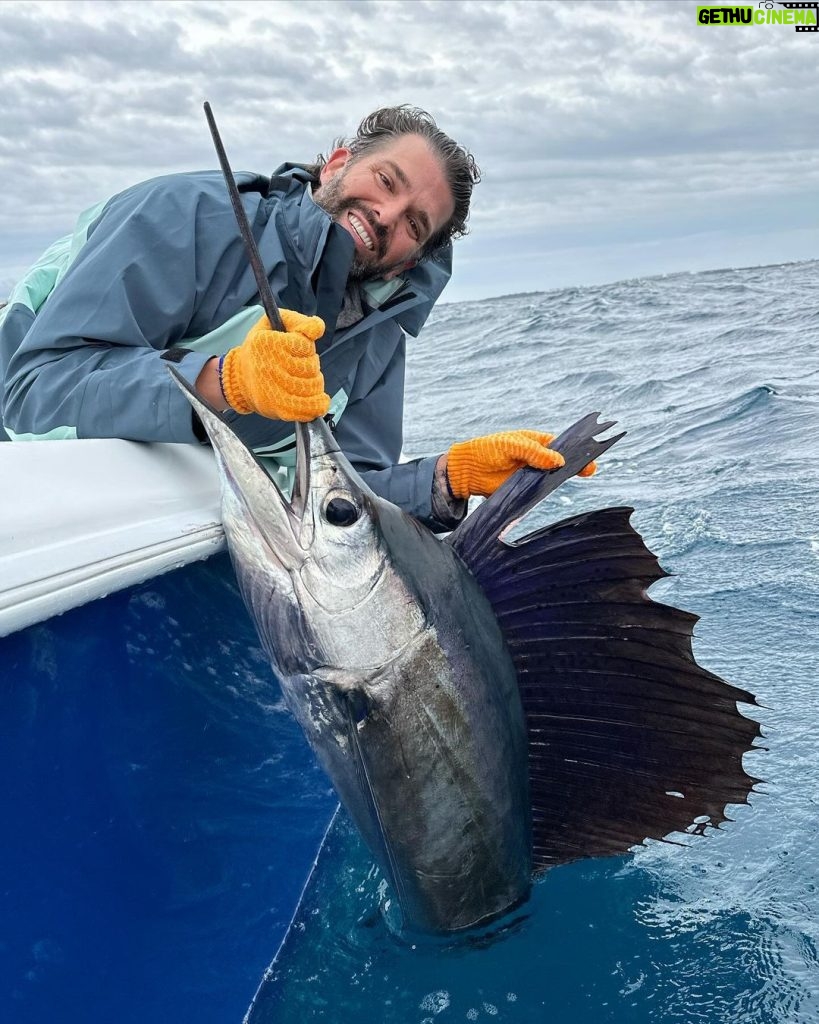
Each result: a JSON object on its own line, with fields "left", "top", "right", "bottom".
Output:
{"left": 167, "top": 364, "right": 342, "bottom": 558}
{"left": 225, "top": 417, "right": 342, "bottom": 562}
{"left": 290, "top": 418, "right": 342, "bottom": 523}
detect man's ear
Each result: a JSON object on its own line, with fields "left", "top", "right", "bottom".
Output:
{"left": 319, "top": 148, "right": 353, "bottom": 184}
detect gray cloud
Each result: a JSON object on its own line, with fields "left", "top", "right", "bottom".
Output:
{"left": 0, "top": 0, "right": 816, "bottom": 302}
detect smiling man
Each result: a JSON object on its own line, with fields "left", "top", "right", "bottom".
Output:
{"left": 0, "top": 106, "right": 589, "bottom": 530}
{"left": 315, "top": 132, "right": 455, "bottom": 281}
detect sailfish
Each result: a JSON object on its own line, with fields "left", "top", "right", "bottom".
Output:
{"left": 172, "top": 372, "right": 760, "bottom": 933}
{"left": 169, "top": 104, "right": 761, "bottom": 934}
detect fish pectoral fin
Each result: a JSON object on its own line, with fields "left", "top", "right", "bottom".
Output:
{"left": 312, "top": 665, "right": 370, "bottom": 693}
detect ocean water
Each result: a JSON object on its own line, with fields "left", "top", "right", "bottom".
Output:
{"left": 2, "top": 259, "right": 817, "bottom": 1023}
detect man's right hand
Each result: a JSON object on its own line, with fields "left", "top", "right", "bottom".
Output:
{"left": 219, "top": 309, "right": 330, "bottom": 421}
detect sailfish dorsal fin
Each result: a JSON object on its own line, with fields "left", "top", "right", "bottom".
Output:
{"left": 447, "top": 414, "right": 761, "bottom": 870}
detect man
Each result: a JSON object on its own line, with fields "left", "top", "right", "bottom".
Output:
{"left": 0, "top": 106, "right": 588, "bottom": 531}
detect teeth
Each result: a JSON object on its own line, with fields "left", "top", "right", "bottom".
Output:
{"left": 349, "top": 213, "right": 374, "bottom": 251}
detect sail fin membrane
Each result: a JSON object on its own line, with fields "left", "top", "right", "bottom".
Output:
{"left": 447, "top": 414, "right": 761, "bottom": 870}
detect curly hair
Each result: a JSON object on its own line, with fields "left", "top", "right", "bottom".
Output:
{"left": 313, "top": 105, "right": 481, "bottom": 260}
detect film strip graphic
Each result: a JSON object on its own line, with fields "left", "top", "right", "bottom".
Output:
{"left": 778, "top": 2, "right": 819, "bottom": 31}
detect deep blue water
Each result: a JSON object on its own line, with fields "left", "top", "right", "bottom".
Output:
{"left": 2, "top": 259, "right": 817, "bottom": 1022}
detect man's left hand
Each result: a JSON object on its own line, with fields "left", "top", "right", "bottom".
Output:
{"left": 443, "top": 428, "right": 596, "bottom": 500}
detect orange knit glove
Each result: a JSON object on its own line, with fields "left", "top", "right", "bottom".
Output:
{"left": 220, "top": 309, "right": 330, "bottom": 421}
{"left": 446, "top": 429, "right": 596, "bottom": 499}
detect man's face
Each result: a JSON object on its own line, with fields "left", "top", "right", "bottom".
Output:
{"left": 313, "top": 133, "right": 455, "bottom": 282}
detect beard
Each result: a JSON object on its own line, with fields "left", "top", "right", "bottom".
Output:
{"left": 313, "top": 173, "right": 400, "bottom": 283}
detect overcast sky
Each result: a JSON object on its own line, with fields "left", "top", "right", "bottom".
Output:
{"left": 1, "top": 0, "right": 816, "bottom": 303}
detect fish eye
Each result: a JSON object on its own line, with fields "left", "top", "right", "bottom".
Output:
{"left": 324, "top": 496, "right": 360, "bottom": 527}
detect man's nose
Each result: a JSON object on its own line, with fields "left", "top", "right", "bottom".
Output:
{"left": 373, "top": 197, "right": 402, "bottom": 229}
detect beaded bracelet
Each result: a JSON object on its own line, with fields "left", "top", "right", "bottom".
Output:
{"left": 444, "top": 467, "right": 458, "bottom": 502}
{"left": 217, "top": 354, "right": 227, "bottom": 402}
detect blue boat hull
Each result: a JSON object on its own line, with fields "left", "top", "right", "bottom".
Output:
{"left": 0, "top": 553, "right": 336, "bottom": 1024}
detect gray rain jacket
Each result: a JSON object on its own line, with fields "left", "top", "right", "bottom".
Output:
{"left": 0, "top": 166, "right": 455, "bottom": 529}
